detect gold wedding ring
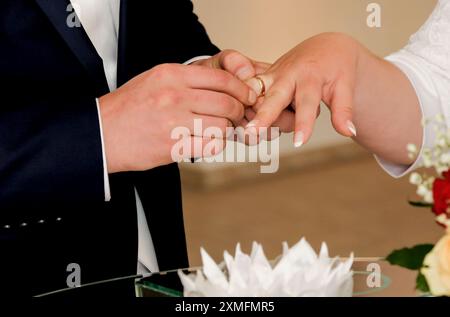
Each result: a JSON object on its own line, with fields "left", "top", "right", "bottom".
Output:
{"left": 254, "top": 76, "right": 266, "bottom": 97}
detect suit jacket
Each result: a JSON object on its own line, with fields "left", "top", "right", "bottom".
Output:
{"left": 0, "top": 0, "right": 219, "bottom": 296}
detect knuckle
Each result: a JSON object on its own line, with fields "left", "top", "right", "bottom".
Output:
{"left": 266, "top": 88, "right": 290, "bottom": 102}
{"left": 151, "top": 63, "right": 178, "bottom": 80}
{"left": 216, "top": 94, "right": 229, "bottom": 106}
{"left": 335, "top": 105, "right": 353, "bottom": 116}
{"left": 298, "top": 92, "right": 320, "bottom": 106}
{"left": 257, "top": 108, "right": 276, "bottom": 122}
{"left": 297, "top": 113, "right": 315, "bottom": 126}
{"left": 299, "top": 60, "right": 320, "bottom": 74}
{"left": 222, "top": 50, "right": 243, "bottom": 66}
{"left": 213, "top": 70, "right": 232, "bottom": 88}
{"left": 297, "top": 62, "right": 322, "bottom": 83}
{"left": 228, "top": 100, "right": 244, "bottom": 121}
{"left": 217, "top": 119, "right": 229, "bottom": 135}
{"left": 155, "top": 88, "right": 180, "bottom": 108}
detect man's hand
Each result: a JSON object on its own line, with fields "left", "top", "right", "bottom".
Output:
{"left": 99, "top": 62, "right": 257, "bottom": 173}
{"left": 195, "top": 50, "right": 295, "bottom": 141}
{"left": 192, "top": 49, "right": 270, "bottom": 82}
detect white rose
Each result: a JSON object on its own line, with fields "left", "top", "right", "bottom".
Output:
{"left": 421, "top": 233, "right": 450, "bottom": 296}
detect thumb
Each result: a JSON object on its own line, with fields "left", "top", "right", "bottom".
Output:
{"left": 215, "top": 49, "right": 256, "bottom": 81}
{"left": 254, "top": 61, "right": 272, "bottom": 75}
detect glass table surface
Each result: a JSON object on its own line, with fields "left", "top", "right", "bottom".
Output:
{"left": 34, "top": 259, "right": 421, "bottom": 297}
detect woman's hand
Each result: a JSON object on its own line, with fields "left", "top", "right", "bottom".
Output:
{"left": 244, "top": 32, "right": 422, "bottom": 167}
{"left": 245, "top": 32, "right": 361, "bottom": 146}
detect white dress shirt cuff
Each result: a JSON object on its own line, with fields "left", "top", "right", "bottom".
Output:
{"left": 183, "top": 55, "right": 211, "bottom": 65}
{"left": 375, "top": 51, "right": 442, "bottom": 178}
{"left": 96, "top": 98, "right": 111, "bottom": 201}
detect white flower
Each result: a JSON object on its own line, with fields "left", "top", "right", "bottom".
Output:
{"left": 437, "top": 135, "right": 448, "bottom": 148}
{"left": 179, "top": 238, "right": 354, "bottom": 297}
{"left": 407, "top": 143, "right": 418, "bottom": 156}
{"left": 440, "top": 153, "right": 450, "bottom": 165}
{"left": 424, "top": 191, "right": 434, "bottom": 204}
{"left": 409, "top": 173, "right": 422, "bottom": 185}
{"left": 423, "top": 156, "right": 433, "bottom": 168}
{"left": 436, "top": 165, "right": 449, "bottom": 175}
{"left": 417, "top": 185, "right": 431, "bottom": 199}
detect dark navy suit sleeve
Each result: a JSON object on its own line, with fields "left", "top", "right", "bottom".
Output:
{"left": 176, "top": 0, "right": 221, "bottom": 58}
{"left": 120, "top": 0, "right": 220, "bottom": 83}
{"left": 0, "top": 96, "right": 105, "bottom": 216}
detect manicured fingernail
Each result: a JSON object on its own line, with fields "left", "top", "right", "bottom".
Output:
{"left": 236, "top": 67, "right": 253, "bottom": 81}
{"left": 245, "top": 78, "right": 262, "bottom": 96}
{"left": 294, "top": 131, "right": 304, "bottom": 148}
{"left": 346, "top": 121, "right": 357, "bottom": 137}
{"left": 246, "top": 120, "right": 258, "bottom": 129}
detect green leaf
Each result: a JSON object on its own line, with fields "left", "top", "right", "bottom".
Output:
{"left": 386, "top": 244, "right": 434, "bottom": 270}
{"left": 416, "top": 272, "right": 430, "bottom": 293}
{"left": 408, "top": 201, "right": 433, "bottom": 208}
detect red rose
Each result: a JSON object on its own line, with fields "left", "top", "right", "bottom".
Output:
{"left": 432, "top": 171, "right": 450, "bottom": 216}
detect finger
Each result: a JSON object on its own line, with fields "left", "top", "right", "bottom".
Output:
{"left": 329, "top": 79, "right": 356, "bottom": 137}
{"left": 242, "top": 108, "right": 260, "bottom": 143}
{"left": 184, "top": 65, "right": 257, "bottom": 106}
{"left": 272, "top": 110, "right": 295, "bottom": 133}
{"left": 250, "top": 102, "right": 295, "bottom": 133}
{"left": 244, "top": 107, "right": 257, "bottom": 122}
{"left": 187, "top": 89, "right": 245, "bottom": 126}
{"left": 238, "top": 115, "right": 250, "bottom": 129}
{"left": 180, "top": 115, "right": 232, "bottom": 138}
{"left": 293, "top": 79, "right": 323, "bottom": 147}
{"left": 217, "top": 49, "right": 256, "bottom": 81}
{"left": 245, "top": 77, "right": 295, "bottom": 132}
{"left": 172, "top": 137, "right": 226, "bottom": 162}
{"left": 245, "top": 74, "right": 274, "bottom": 97}
{"left": 244, "top": 107, "right": 272, "bottom": 142}
{"left": 253, "top": 61, "right": 271, "bottom": 75}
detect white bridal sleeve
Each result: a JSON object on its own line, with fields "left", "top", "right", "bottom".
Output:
{"left": 377, "top": 0, "right": 450, "bottom": 178}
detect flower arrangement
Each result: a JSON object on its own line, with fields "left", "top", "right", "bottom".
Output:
{"left": 386, "top": 115, "right": 450, "bottom": 296}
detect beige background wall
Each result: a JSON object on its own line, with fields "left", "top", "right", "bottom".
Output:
{"left": 189, "top": 0, "right": 437, "bottom": 167}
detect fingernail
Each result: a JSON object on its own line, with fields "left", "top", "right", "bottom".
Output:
{"left": 346, "top": 120, "right": 357, "bottom": 137}
{"left": 236, "top": 67, "right": 253, "bottom": 81}
{"left": 246, "top": 78, "right": 262, "bottom": 96}
{"left": 246, "top": 120, "right": 258, "bottom": 129}
{"left": 248, "top": 90, "right": 257, "bottom": 104}
{"left": 294, "top": 131, "right": 304, "bottom": 148}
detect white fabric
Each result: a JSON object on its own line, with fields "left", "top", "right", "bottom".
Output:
{"left": 379, "top": 0, "right": 450, "bottom": 178}
{"left": 183, "top": 55, "right": 212, "bottom": 65}
{"left": 95, "top": 98, "right": 111, "bottom": 201}
{"left": 70, "top": 0, "right": 159, "bottom": 274}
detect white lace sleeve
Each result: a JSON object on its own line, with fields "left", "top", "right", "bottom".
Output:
{"left": 377, "top": 0, "right": 450, "bottom": 178}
